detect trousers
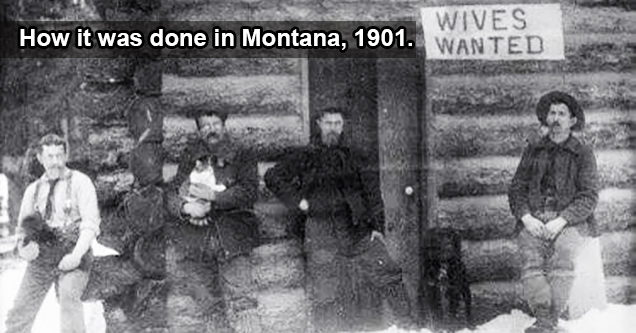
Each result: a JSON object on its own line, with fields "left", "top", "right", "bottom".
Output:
{"left": 518, "top": 220, "right": 586, "bottom": 326}
{"left": 305, "top": 215, "right": 410, "bottom": 332}
{"left": 5, "top": 257, "right": 90, "bottom": 333}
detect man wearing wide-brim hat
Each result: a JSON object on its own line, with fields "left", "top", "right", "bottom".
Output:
{"left": 508, "top": 91, "right": 599, "bottom": 333}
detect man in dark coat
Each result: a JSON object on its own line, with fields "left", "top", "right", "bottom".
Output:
{"left": 509, "top": 91, "right": 599, "bottom": 333}
{"left": 165, "top": 108, "right": 259, "bottom": 332}
{"left": 265, "top": 107, "right": 411, "bottom": 332}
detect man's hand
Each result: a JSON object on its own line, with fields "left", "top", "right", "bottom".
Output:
{"left": 18, "top": 240, "right": 39, "bottom": 261}
{"left": 189, "top": 183, "right": 217, "bottom": 201}
{"left": 521, "top": 214, "right": 546, "bottom": 239}
{"left": 370, "top": 230, "right": 385, "bottom": 243}
{"left": 58, "top": 253, "right": 82, "bottom": 271}
{"left": 183, "top": 201, "right": 211, "bottom": 218}
{"left": 544, "top": 216, "right": 568, "bottom": 240}
{"left": 298, "top": 199, "right": 309, "bottom": 212}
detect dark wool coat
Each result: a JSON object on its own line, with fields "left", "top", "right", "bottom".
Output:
{"left": 264, "top": 141, "right": 385, "bottom": 246}
{"left": 166, "top": 138, "right": 259, "bottom": 260}
{"left": 508, "top": 135, "right": 599, "bottom": 237}
{"left": 265, "top": 141, "right": 411, "bottom": 332}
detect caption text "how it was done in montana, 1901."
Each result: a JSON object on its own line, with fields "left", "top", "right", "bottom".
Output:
{"left": 18, "top": 25, "right": 416, "bottom": 52}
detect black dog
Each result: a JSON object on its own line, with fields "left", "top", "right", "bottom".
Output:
{"left": 422, "top": 228, "right": 473, "bottom": 330}
{"left": 20, "top": 212, "right": 74, "bottom": 267}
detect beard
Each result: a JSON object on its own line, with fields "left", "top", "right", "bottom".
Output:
{"left": 321, "top": 132, "right": 340, "bottom": 146}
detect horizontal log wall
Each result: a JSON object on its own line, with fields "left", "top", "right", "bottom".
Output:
{"left": 161, "top": 75, "right": 300, "bottom": 116}
{"left": 438, "top": 188, "right": 634, "bottom": 240}
{"left": 430, "top": 72, "right": 635, "bottom": 116}
{"left": 434, "top": 110, "right": 631, "bottom": 158}
{"left": 436, "top": 149, "right": 634, "bottom": 198}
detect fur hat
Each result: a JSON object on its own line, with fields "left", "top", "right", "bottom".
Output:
{"left": 535, "top": 91, "right": 585, "bottom": 131}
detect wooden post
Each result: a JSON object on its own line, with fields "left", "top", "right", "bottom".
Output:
{"left": 377, "top": 57, "right": 428, "bottom": 323}
{"left": 298, "top": 57, "right": 311, "bottom": 145}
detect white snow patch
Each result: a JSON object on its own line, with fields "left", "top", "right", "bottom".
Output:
{"left": 371, "top": 305, "right": 636, "bottom": 333}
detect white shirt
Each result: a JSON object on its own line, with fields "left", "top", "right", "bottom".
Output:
{"left": 18, "top": 168, "right": 100, "bottom": 236}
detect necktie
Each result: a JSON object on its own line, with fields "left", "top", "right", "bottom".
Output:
{"left": 44, "top": 178, "right": 60, "bottom": 221}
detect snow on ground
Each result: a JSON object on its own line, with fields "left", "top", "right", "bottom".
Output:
{"left": 1, "top": 241, "right": 634, "bottom": 333}
{"left": 373, "top": 305, "right": 636, "bottom": 333}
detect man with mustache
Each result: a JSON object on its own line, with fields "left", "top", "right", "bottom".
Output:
{"left": 265, "top": 107, "right": 412, "bottom": 332}
{"left": 5, "top": 134, "right": 101, "bottom": 333}
{"left": 166, "top": 108, "right": 259, "bottom": 332}
{"left": 509, "top": 91, "right": 599, "bottom": 333}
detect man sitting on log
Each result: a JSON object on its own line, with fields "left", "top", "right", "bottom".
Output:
{"left": 166, "top": 108, "right": 259, "bottom": 332}
{"left": 265, "top": 107, "right": 412, "bottom": 332}
{"left": 5, "top": 134, "right": 101, "bottom": 333}
{"left": 509, "top": 91, "right": 599, "bottom": 333}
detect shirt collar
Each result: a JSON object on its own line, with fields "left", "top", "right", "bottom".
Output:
{"left": 39, "top": 167, "right": 72, "bottom": 183}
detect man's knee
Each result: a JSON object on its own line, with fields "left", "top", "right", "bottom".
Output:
{"left": 58, "top": 271, "right": 89, "bottom": 304}
{"left": 549, "top": 228, "right": 583, "bottom": 272}
{"left": 521, "top": 274, "right": 551, "bottom": 306}
{"left": 549, "top": 256, "right": 576, "bottom": 273}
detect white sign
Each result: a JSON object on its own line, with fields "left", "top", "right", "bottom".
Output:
{"left": 421, "top": 4, "right": 564, "bottom": 60}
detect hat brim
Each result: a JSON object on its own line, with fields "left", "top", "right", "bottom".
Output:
{"left": 536, "top": 91, "right": 584, "bottom": 131}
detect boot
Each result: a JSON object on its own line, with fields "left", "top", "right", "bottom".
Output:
{"left": 523, "top": 274, "right": 557, "bottom": 333}
{"left": 549, "top": 274, "right": 575, "bottom": 321}
{"left": 525, "top": 304, "right": 557, "bottom": 333}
